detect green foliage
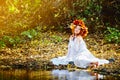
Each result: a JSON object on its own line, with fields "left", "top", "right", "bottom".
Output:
{"left": 82, "top": 0, "right": 103, "bottom": 32}
{"left": 3, "top": 36, "right": 15, "bottom": 46}
{"left": 104, "top": 27, "right": 120, "bottom": 43}
{"left": 51, "top": 35, "right": 62, "bottom": 43}
{"left": 14, "top": 36, "right": 22, "bottom": 44}
{"left": 1, "top": 36, "right": 21, "bottom": 47}
{"left": 0, "top": 40, "right": 6, "bottom": 48}
{"left": 0, "top": 0, "right": 42, "bottom": 36}
{"left": 21, "top": 29, "right": 37, "bottom": 39}
{"left": 0, "top": 0, "right": 120, "bottom": 41}
{"left": 0, "top": 29, "right": 37, "bottom": 48}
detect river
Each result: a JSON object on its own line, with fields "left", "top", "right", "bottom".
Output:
{"left": 0, "top": 69, "right": 119, "bottom": 80}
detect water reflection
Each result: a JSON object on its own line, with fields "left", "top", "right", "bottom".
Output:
{"left": 0, "top": 69, "right": 119, "bottom": 80}
{"left": 0, "top": 69, "right": 52, "bottom": 80}
{"left": 52, "top": 69, "right": 102, "bottom": 80}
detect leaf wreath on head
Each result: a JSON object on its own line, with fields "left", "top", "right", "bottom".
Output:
{"left": 70, "top": 20, "right": 88, "bottom": 38}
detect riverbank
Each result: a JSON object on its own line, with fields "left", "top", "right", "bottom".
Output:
{"left": 0, "top": 31, "right": 120, "bottom": 76}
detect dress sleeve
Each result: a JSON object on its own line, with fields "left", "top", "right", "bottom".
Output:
{"left": 66, "top": 36, "right": 72, "bottom": 57}
{"left": 76, "top": 37, "right": 88, "bottom": 54}
{"left": 78, "top": 37, "right": 87, "bottom": 48}
{"left": 68, "top": 36, "right": 72, "bottom": 48}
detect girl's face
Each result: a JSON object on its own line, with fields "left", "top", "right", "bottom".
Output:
{"left": 74, "top": 25, "right": 81, "bottom": 35}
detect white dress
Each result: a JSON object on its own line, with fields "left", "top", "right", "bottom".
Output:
{"left": 51, "top": 36, "right": 109, "bottom": 68}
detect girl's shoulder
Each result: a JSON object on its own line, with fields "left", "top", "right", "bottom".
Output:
{"left": 70, "top": 35, "right": 74, "bottom": 38}
{"left": 77, "top": 36, "right": 83, "bottom": 43}
{"left": 77, "top": 35, "right": 83, "bottom": 40}
{"left": 78, "top": 35, "right": 82, "bottom": 38}
{"left": 69, "top": 34, "right": 74, "bottom": 39}
{"left": 69, "top": 35, "right": 73, "bottom": 41}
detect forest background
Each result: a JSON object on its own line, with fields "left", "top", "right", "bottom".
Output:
{"left": 0, "top": 0, "right": 120, "bottom": 73}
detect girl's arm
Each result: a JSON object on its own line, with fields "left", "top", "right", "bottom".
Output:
{"left": 66, "top": 35, "right": 73, "bottom": 57}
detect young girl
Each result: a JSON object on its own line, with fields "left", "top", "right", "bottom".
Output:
{"left": 51, "top": 20, "right": 109, "bottom": 68}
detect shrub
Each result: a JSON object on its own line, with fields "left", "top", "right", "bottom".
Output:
{"left": 0, "top": 40, "right": 6, "bottom": 48}
{"left": 104, "top": 27, "right": 120, "bottom": 43}
{"left": 2, "top": 36, "right": 21, "bottom": 47}
{"left": 51, "top": 35, "right": 62, "bottom": 43}
{"left": 21, "top": 29, "right": 37, "bottom": 39}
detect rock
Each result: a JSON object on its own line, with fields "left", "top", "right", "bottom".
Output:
{"left": 108, "top": 58, "right": 115, "bottom": 63}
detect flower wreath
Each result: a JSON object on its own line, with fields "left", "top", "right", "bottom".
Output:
{"left": 70, "top": 20, "right": 88, "bottom": 38}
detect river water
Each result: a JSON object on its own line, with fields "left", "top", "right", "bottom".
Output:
{"left": 0, "top": 69, "right": 119, "bottom": 80}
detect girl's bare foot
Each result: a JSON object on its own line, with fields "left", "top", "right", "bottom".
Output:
{"left": 89, "top": 62, "right": 98, "bottom": 69}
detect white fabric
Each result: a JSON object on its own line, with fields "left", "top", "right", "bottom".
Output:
{"left": 51, "top": 36, "right": 109, "bottom": 68}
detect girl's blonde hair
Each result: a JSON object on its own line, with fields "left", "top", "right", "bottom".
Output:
{"left": 70, "top": 20, "right": 88, "bottom": 38}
